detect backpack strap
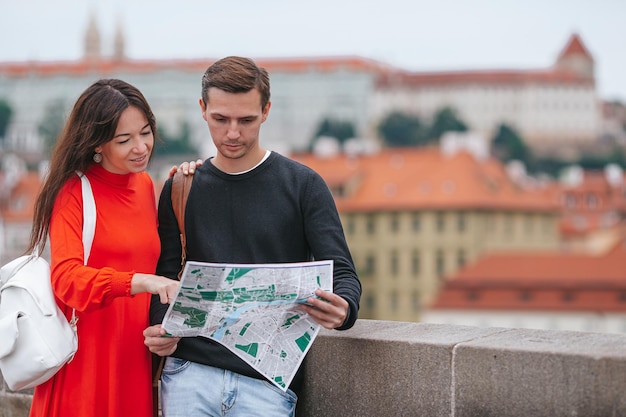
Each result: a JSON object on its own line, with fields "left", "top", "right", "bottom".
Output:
{"left": 152, "top": 171, "right": 193, "bottom": 406}
{"left": 72, "top": 170, "right": 97, "bottom": 330}
{"left": 170, "top": 171, "right": 192, "bottom": 280}
{"left": 78, "top": 172, "right": 96, "bottom": 263}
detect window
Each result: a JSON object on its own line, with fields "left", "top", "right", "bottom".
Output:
{"left": 524, "top": 214, "right": 534, "bottom": 235}
{"left": 366, "top": 214, "right": 376, "bottom": 235}
{"left": 485, "top": 214, "right": 494, "bottom": 232}
{"left": 411, "top": 250, "right": 420, "bottom": 276}
{"left": 412, "top": 291, "right": 421, "bottom": 312}
{"left": 390, "top": 250, "right": 399, "bottom": 277}
{"left": 457, "top": 212, "right": 466, "bottom": 232}
{"left": 390, "top": 213, "right": 399, "bottom": 233}
{"left": 456, "top": 249, "right": 466, "bottom": 268}
{"left": 562, "top": 291, "right": 574, "bottom": 302}
{"left": 436, "top": 249, "right": 445, "bottom": 277}
{"left": 504, "top": 213, "right": 513, "bottom": 235}
{"left": 390, "top": 291, "right": 399, "bottom": 312}
{"left": 585, "top": 193, "right": 599, "bottom": 210}
{"left": 467, "top": 290, "right": 479, "bottom": 301}
{"left": 365, "top": 293, "right": 376, "bottom": 311}
{"left": 412, "top": 213, "right": 421, "bottom": 232}
{"left": 564, "top": 194, "right": 577, "bottom": 208}
{"left": 364, "top": 255, "right": 376, "bottom": 276}
{"left": 346, "top": 214, "right": 355, "bottom": 235}
{"left": 436, "top": 212, "right": 445, "bottom": 232}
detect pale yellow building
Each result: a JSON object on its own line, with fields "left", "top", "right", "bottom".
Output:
{"left": 294, "top": 143, "right": 561, "bottom": 321}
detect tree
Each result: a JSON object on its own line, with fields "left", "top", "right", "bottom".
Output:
{"left": 0, "top": 99, "right": 12, "bottom": 143}
{"left": 38, "top": 99, "right": 67, "bottom": 153}
{"left": 491, "top": 123, "right": 531, "bottom": 165}
{"left": 377, "top": 111, "right": 426, "bottom": 147}
{"left": 428, "top": 107, "right": 467, "bottom": 141}
{"left": 309, "top": 117, "right": 356, "bottom": 150}
{"left": 155, "top": 120, "right": 198, "bottom": 156}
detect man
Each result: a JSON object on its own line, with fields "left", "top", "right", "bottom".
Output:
{"left": 144, "top": 56, "right": 361, "bottom": 417}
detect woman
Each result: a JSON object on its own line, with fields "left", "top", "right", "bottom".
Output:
{"left": 27, "top": 79, "right": 183, "bottom": 417}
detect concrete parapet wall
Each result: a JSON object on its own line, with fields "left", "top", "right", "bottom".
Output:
{"left": 298, "top": 320, "right": 626, "bottom": 417}
{"left": 2, "top": 320, "right": 626, "bottom": 416}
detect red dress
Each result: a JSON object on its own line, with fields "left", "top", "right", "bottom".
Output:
{"left": 29, "top": 164, "right": 160, "bottom": 417}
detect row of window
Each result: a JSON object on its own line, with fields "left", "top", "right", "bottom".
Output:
{"left": 360, "top": 248, "right": 466, "bottom": 278}
{"left": 466, "top": 291, "right": 626, "bottom": 303}
{"left": 344, "top": 211, "right": 553, "bottom": 236}
{"left": 362, "top": 290, "right": 422, "bottom": 314}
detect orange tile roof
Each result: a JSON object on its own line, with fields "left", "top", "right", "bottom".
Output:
{"left": 559, "top": 169, "right": 626, "bottom": 235}
{"left": 0, "top": 56, "right": 389, "bottom": 79}
{"left": 429, "top": 237, "right": 626, "bottom": 312}
{"left": 557, "top": 33, "right": 593, "bottom": 61}
{"left": 376, "top": 68, "right": 594, "bottom": 88}
{"left": 0, "top": 171, "right": 41, "bottom": 222}
{"left": 0, "top": 33, "right": 591, "bottom": 88}
{"left": 293, "top": 147, "right": 559, "bottom": 213}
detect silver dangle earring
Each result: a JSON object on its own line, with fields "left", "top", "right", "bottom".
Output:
{"left": 93, "top": 153, "right": 103, "bottom": 163}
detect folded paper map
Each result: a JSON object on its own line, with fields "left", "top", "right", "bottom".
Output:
{"left": 161, "top": 260, "right": 333, "bottom": 391}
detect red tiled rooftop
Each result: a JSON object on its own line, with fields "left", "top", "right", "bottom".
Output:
{"left": 430, "top": 237, "right": 626, "bottom": 312}
{"left": 293, "top": 147, "right": 559, "bottom": 213}
{"left": 557, "top": 33, "right": 594, "bottom": 61}
{"left": 0, "top": 56, "right": 390, "bottom": 79}
{"left": 0, "top": 171, "right": 41, "bottom": 222}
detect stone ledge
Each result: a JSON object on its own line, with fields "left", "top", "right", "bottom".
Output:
{"left": 297, "top": 320, "right": 626, "bottom": 417}
{"left": 3, "top": 320, "right": 626, "bottom": 417}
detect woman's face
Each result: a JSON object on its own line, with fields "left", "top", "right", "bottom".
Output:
{"left": 96, "top": 105, "right": 153, "bottom": 174}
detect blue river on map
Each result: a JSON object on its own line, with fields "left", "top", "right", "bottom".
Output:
{"left": 211, "top": 297, "right": 310, "bottom": 340}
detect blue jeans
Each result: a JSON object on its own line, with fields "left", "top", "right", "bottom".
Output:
{"left": 160, "top": 357, "right": 297, "bottom": 417}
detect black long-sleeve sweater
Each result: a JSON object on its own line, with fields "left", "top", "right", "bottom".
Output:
{"left": 150, "top": 151, "right": 361, "bottom": 392}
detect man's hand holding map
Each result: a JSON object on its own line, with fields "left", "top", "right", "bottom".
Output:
{"left": 161, "top": 260, "right": 333, "bottom": 391}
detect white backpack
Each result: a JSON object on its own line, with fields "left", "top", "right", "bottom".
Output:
{"left": 0, "top": 172, "right": 95, "bottom": 391}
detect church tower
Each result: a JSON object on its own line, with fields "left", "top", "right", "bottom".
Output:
{"left": 112, "top": 18, "right": 126, "bottom": 61}
{"left": 555, "top": 33, "right": 594, "bottom": 79}
{"left": 84, "top": 12, "right": 101, "bottom": 61}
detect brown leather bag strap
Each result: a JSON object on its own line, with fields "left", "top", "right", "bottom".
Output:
{"left": 171, "top": 171, "right": 192, "bottom": 280}
{"left": 152, "top": 171, "right": 194, "bottom": 415}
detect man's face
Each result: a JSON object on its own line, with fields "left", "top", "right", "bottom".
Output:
{"left": 200, "top": 87, "right": 270, "bottom": 171}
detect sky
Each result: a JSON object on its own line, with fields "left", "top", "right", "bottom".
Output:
{"left": 1, "top": 0, "right": 625, "bottom": 101}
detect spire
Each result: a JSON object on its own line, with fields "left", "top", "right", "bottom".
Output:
{"left": 113, "top": 17, "right": 126, "bottom": 61}
{"left": 555, "top": 33, "right": 594, "bottom": 79}
{"left": 84, "top": 11, "right": 101, "bottom": 61}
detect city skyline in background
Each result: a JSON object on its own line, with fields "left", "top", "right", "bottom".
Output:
{"left": 1, "top": 0, "right": 625, "bottom": 101}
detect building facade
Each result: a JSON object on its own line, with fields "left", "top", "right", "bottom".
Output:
{"left": 293, "top": 141, "right": 561, "bottom": 322}
{"left": 0, "top": 22, "right": 602, "bottom": 161}
{"left": 370, "top": 33, "right": 600, "bottom": 158}
{"left": 422, "top": 235, "right": 626, "bottom": 334}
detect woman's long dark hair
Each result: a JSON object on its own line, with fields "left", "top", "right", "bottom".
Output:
{"left": 27, "top": 79, "right": 157, "bottom": 255}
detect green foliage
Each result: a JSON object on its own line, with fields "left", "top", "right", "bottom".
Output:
{"left": 492, "top": 123, "right": 532, "bottom": 164}
{"left": 0, "top": 99, "right": 12, "bottom": 140}
{"left": 310, "top": 118, "right": 356, "bottom": 150}
{"left": 377, "top": 111, "right": 426, "bottom": 147}
{"left": 155, "top": 121, "right": 198, "bottom": 156}
{"left": 378, "top": 107, "right": 469, "bottom": 148}
{"left": 577, "top": 146, "right": 626, "bottom": 171}
{"left": 38, "top": 98, "right": 67, "bottom": 153}
{"left": 530, "top": 157, "right": 569, "bottom": 178}
{"left": 428, "top": 107, "right": 467, "bottom": 140}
